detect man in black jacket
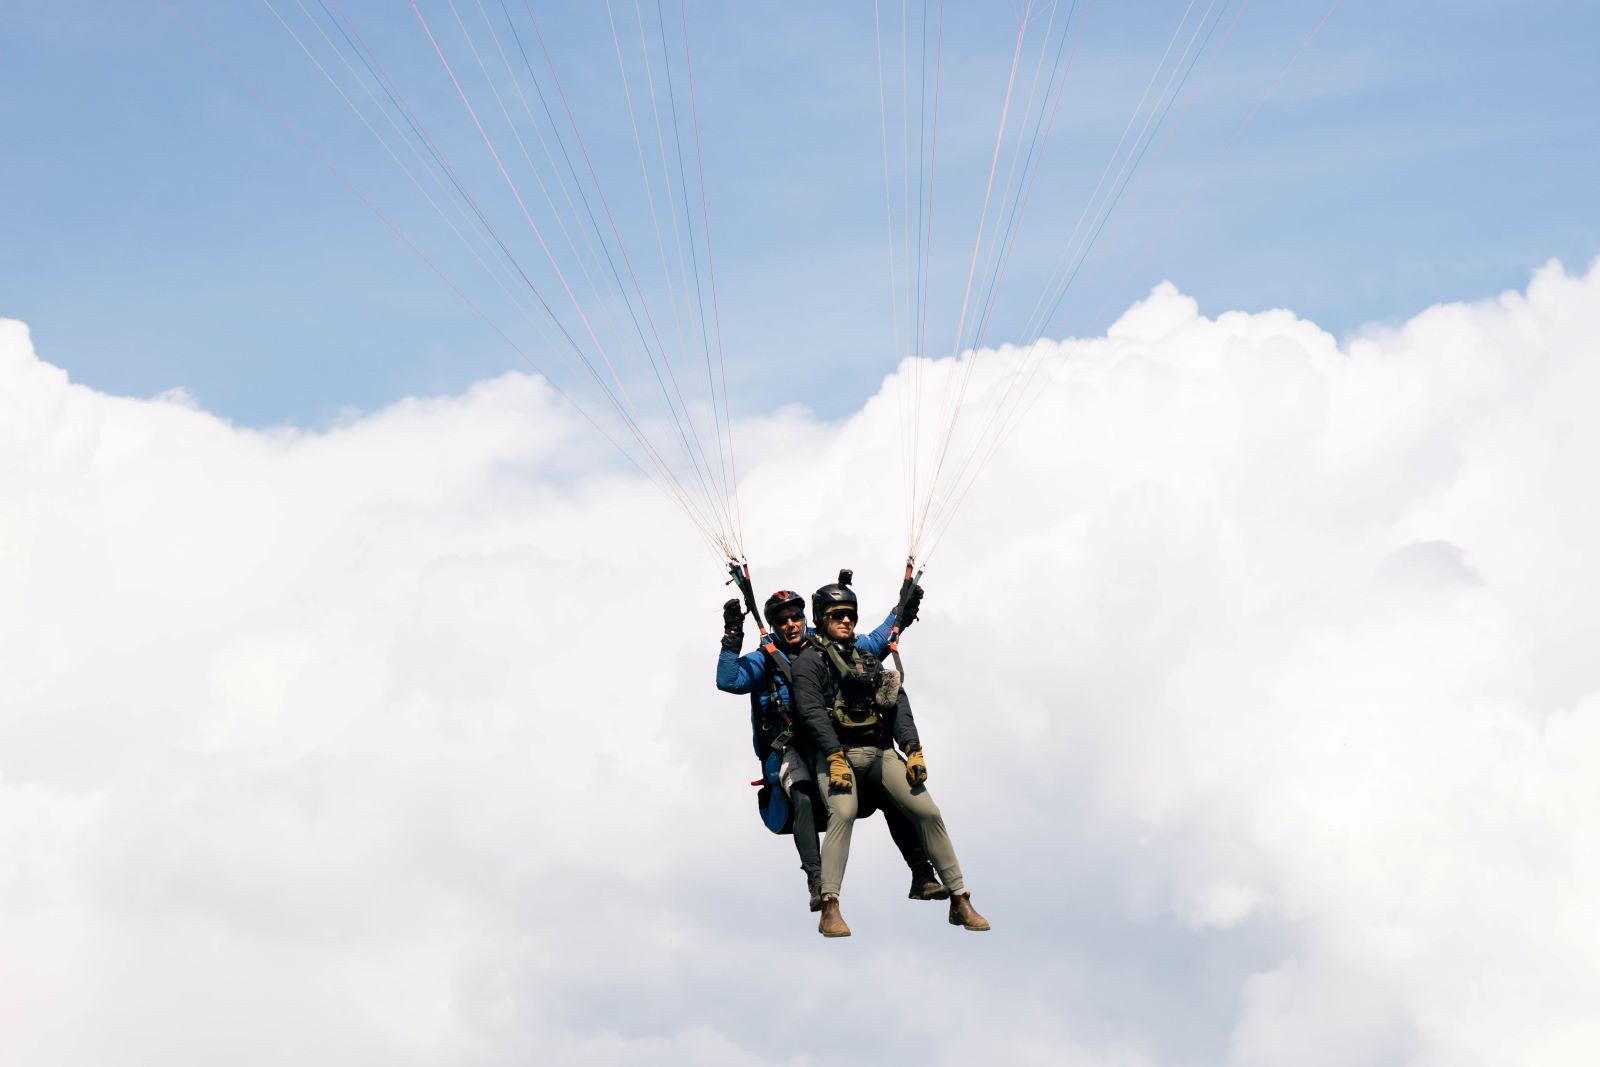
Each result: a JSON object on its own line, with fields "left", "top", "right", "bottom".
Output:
{"left": 715, "top": 588, "right": 947, "bottom": 911}
{"left": 791, "top": 578, "right": 990, "bottom": 938}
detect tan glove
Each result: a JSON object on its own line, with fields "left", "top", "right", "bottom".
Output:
{"left": 905, "top": 748, "right": 927, "bottom": 785}
{"left": 826, "top": 751, "right": 854, "bottom": 793}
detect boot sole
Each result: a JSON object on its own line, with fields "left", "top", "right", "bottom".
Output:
{"left": 820, "top": 928, "right": 852, "bottom": 938}
{"left": 948, "top": 916, "right": 992, "bottom": 931}
{"left": 913, "top": 887, "right": 953, "bottom": 901}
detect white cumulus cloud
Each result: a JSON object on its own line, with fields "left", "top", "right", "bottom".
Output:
{"left": 3, "top": 258, "right": 1599, "bottom": 1065}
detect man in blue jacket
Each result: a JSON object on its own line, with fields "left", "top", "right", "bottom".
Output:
{"left": 717, "top": 582, "right": 943, "bottom": 912}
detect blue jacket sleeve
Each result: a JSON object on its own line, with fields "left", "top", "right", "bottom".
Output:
{"left": 856, "top": 610, "right": 898, "bottom": 658}
{"left": 716, "top": 647, "right": 770, "bottom": 694}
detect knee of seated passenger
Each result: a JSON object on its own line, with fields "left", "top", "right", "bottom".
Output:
{"left": 827, "top": 795, "right": 858, "bottom": 822}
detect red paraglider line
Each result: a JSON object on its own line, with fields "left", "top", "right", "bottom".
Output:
{"left": 918, "top": 0, "right": 1344, "bottom": 565}
{"left": 410, "top": 5, "right": 628, "bottom": 411}
{"left": 912, "top": 6, "right": 1032, "bottom": 554}
{"left": 161, "top": 0, "right": 727, "bottom": 550}
{"left": 922, "top": 0, "right": 1244, "bottom": 556}
{"left": 909, "top": 0, "right": 946, "bottom": 549}
{"left": 678, "top": 0, "right": 743, "bottom": 554}
{"left": 1050, "top": 0, "right": 1250, "bottom": 336}
{"left": 1090, "top": 0, "right": 1343, "bottom": 330}
{"left": 412, "top": 2, "right": 735, "bottom": 552}
{"left": 409, "top": 0, "right": 716, "bottom": 539}
{"left": 519, "top": 0, "right": 735, "bottom": 541}
{"left": 972, "top": 0, "right": 1095, "bottom": 352}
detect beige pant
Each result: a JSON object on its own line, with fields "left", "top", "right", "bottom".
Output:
{"left": 816, "top": 746, "right": 966, "bottom": 897}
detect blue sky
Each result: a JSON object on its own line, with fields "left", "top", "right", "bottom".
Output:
{"left": 3, "top": 1, "right": 1597, "bottom": 430}
{"left": 8, "top": 8, "right": 1600, "bottom": 1059}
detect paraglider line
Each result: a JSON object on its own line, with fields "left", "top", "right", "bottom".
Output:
{"left": 159, "top": 0, "right": 737, "bottom": 549}
{"left": 411, "top": 0, "right": 732, "bottom": 546}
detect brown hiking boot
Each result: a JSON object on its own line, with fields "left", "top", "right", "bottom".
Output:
{"left": 909, "top": 869, "right": 951, "bottom": 901}
{"left": 818, "top": 894, "right": 851, "bottom": 938}
{"left": 948, "top": 892, "right": 991, "bottom": 931}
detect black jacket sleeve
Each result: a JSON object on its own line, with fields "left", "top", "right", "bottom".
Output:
{"left": 792, "top": 648, "right": 843, "bottom": 756}
{"left": 891, "top": 687, "right": 922, "bottom": 753}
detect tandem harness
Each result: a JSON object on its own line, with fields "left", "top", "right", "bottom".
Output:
{"left": 750, "top": 644, "right": 799, "bottom": 835}
{"left": 726, "top": 559, "right": 802, "bottom": 834}
{"left": 813, "top": 634, "right": 901, "bottom": 747}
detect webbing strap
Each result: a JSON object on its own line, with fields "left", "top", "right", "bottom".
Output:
{"left": 761, "top": 639, "right": 795, "bottom": 687}
{"left": 887, "top": 561, "right": 922, "bottom": 680}
{"left": 817, "top": 633, "right": 858, "bottom": 679}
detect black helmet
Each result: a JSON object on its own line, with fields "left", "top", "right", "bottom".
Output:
{"left": 811, "top": 581, "right": 859, "bottom": 621}
{"left": 762, "top": 589, "right": 806, "bottom": 626}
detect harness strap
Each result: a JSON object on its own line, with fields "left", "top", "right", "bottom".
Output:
{"left": 761, "top": 638, "right": 795, "bottom": 687}
{"left": 818, "top": 634, "right": 858, "bottom": 679}
{"left": 887, "top": 560, "right": 921, "bottom": 679}
{"left": 815, "top": 634, "right": 882, "bottom": 731}
{"left": 756, "top": 642, "right": 796, "bottom": 756}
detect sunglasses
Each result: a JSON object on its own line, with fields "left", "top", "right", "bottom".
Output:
{"left": 822, "top": 608, "right": 858, "bottom": 623}
{"left": 772, "top": 611, "right": 806, "bottom": 627}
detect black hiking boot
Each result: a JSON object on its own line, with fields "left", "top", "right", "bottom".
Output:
{"left": 908, "top": 863, "right": 950, "bottom": 901}
{"left": 807, "top": 875, "right": 824, "bottom": 913}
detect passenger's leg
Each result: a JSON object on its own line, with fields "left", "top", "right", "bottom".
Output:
{"left": 874, "top": 748, "right": 966, "bottom": 895}
{"left": 814, "top": 753, "right": 861, "bottom": 897}
{"left": 815, "top": 751, "right": 867, "bottom": 937}
{"left": 876, "top": 749, "right": 990, "bottom": 929}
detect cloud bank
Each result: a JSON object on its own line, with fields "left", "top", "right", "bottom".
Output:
{"left": 3, "top": 259, "right": 1599, "bottom": 1065}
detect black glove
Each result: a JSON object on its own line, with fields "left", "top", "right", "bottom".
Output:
{"left": 899, "top": 583, "right": 925, "bottom": 630}
{"left": 721, "top": 598, "right": 745, "bottom": 652}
